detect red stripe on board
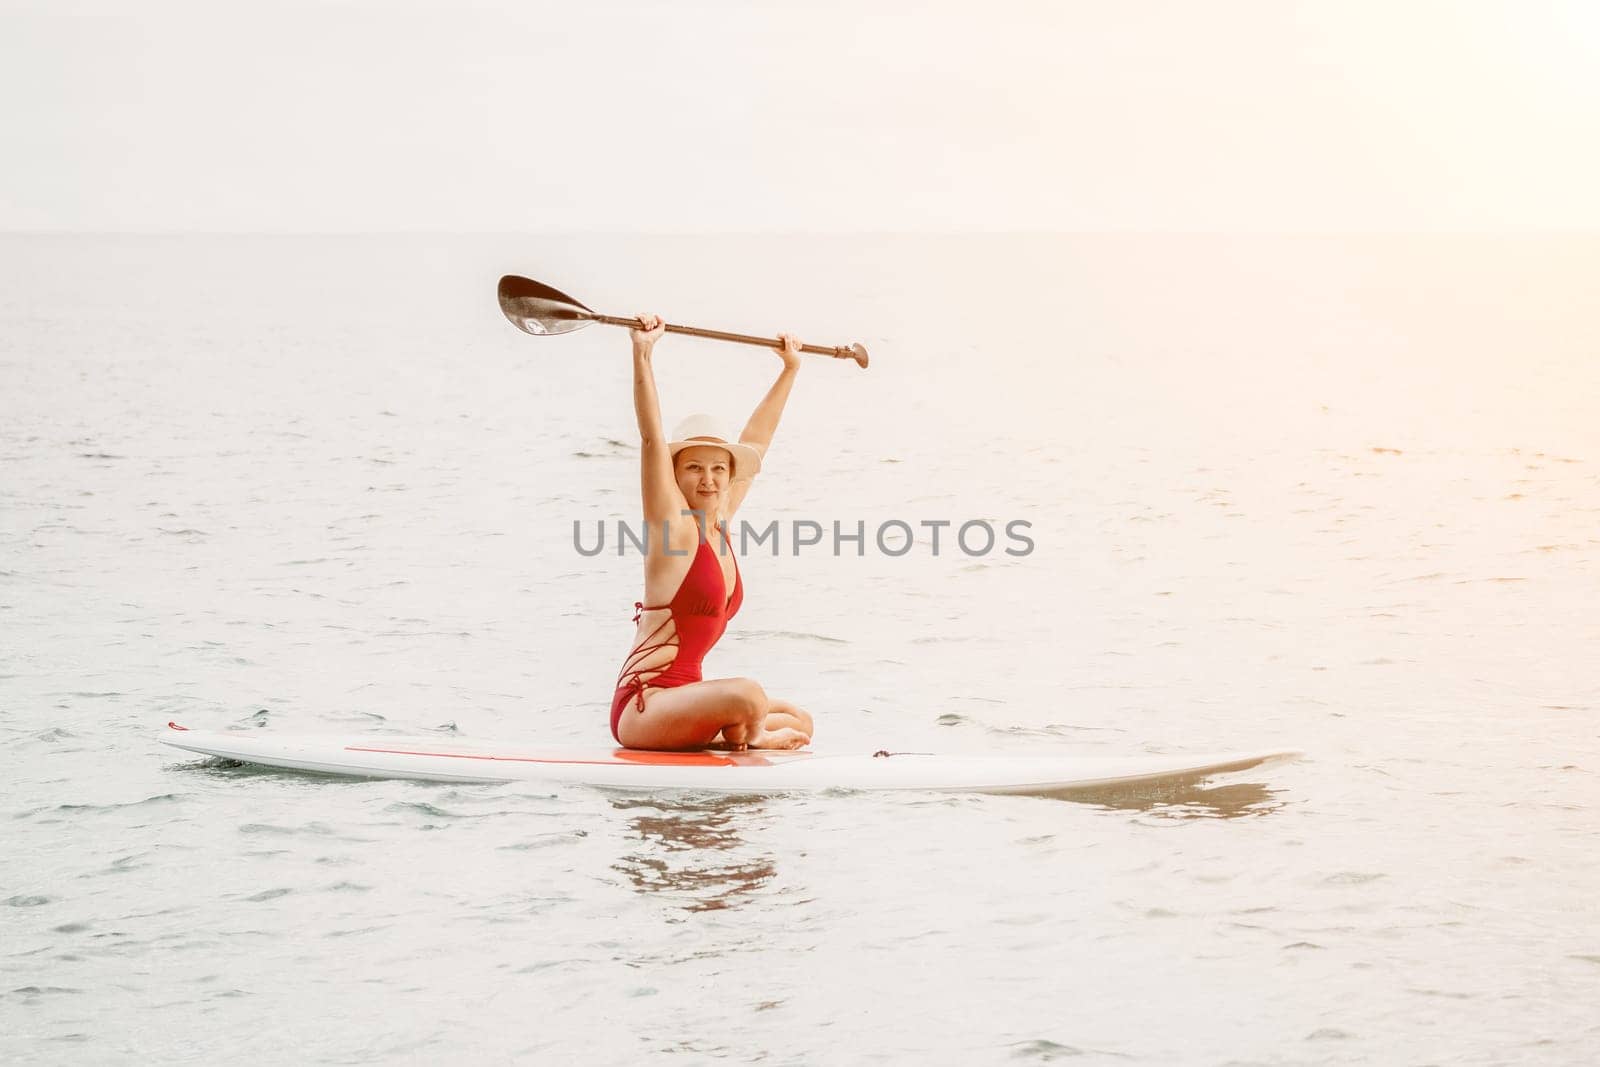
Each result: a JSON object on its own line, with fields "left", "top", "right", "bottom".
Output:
{"left": 341, "top": 745, "right": 767, "bottom": 768}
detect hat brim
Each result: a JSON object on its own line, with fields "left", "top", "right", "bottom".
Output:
{"left": 668, "top": 437, "right": 763, "bottom": 478}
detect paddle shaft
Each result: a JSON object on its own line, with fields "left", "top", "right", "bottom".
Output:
{"left": 589, "top": 313, "right": 867, "bottom": 367}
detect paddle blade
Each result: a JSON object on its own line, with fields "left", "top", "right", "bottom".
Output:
{"left": 497, "top": 275, "right": 595, "bottom": 336}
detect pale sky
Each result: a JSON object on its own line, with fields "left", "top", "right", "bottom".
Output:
{"left": 3, "top": 0, "right": 1598, "bottom": 232}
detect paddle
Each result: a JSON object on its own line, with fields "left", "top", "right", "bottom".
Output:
{"left": 497, "top": 275, "right": 870, "bottom": 369}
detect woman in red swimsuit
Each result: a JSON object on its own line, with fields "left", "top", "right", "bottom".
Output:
{"left": 610, "top": 313, "right": 815, "bottom": 751}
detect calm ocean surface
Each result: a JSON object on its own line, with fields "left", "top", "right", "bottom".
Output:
{"left": 3, "top": 233, "right": 1598, "bottom": 1064}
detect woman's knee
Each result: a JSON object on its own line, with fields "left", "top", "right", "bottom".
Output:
{"left": 771, "top": 698, "right": 812, "bottom": 730}
{"left": 728, "top": 678, "right": 768, "bottom": 719}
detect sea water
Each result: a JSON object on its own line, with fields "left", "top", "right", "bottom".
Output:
{"left": 3, "top": 233, "right": 1598, "bottom": 1063}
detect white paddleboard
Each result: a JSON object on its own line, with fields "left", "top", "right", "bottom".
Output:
{"left": 161, "top": 722, "right": 1299, "bottom": 798}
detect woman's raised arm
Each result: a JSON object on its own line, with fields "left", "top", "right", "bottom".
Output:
{"left": 720, "top": 334, "right": 801, "bottom": 519}
{"left": 632, "top": 314, "right": 685, "bottom": 525}
{"left": 736, "top": 333, "right": 803, "bottom": 462}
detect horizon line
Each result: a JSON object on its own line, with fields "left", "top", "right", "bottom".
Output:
{"left": 5, "top": 227, "right": 1600, "bottom": 239}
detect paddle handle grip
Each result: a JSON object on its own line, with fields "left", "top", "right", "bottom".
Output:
{"left": 592, "top": 314, "right": 869, "bottom": 369}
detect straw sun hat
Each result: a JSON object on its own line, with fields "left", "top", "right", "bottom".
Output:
{"left": 666, "top": 414, "right": 763, "bottom": 478}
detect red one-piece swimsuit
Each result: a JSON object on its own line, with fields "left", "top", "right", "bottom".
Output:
{"left": 610, "top": 523, "right": 743, "bottom": 744}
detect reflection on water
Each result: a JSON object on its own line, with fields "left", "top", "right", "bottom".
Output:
{"left": 606, "top": 773, "right": 1283, "bottom": 916}
{"left": 610, "top": 795, "right": 777, "bottom": 912}
{"left": 1051, "top": 776, "right": 1287, "bottom": 819}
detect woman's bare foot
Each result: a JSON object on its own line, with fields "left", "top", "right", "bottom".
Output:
{"left": 749, "top": 727, "right": 809, "bottom": 750}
